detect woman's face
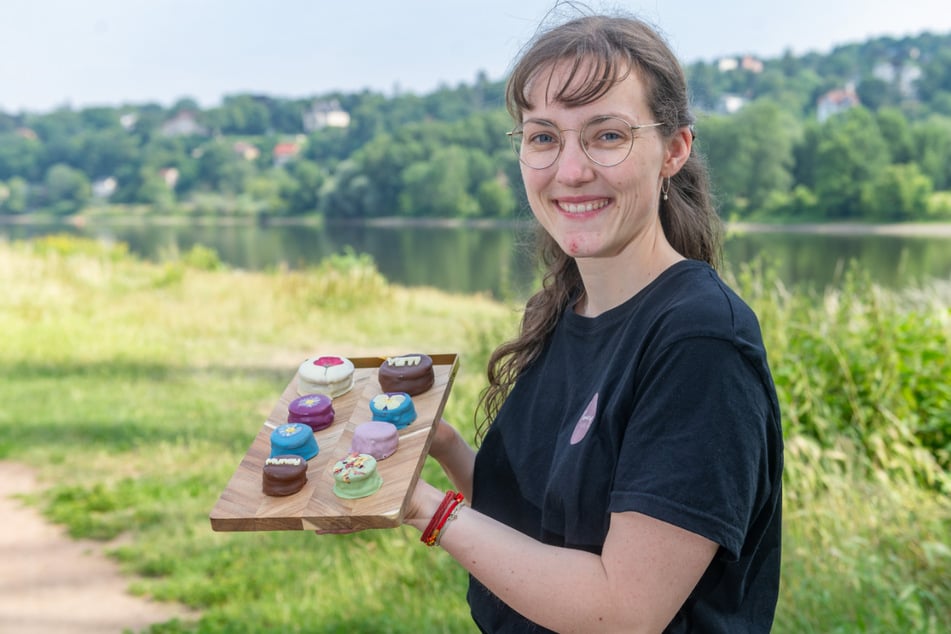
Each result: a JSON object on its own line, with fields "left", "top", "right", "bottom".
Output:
{"left": 518, "top": 62, "right": 679, "bottom": 262}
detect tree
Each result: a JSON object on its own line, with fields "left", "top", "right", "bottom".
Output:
{"left": 398, "top": 145, "right": 479, "bottom": 217}
{"left": 79, "top": 128, "right": 141, "bottom": 179}
{"left": 695, "top": 102, "right": 798, "bottom": 218}
{"left": 246, "top": 169, "right": 294, "bottom": 214}
{"left": 695, "top": 113, "right": 743, "bottom": 213}
{"left": 217, "top": 95, "right": 271, "bottom": 135}
{"left": 197, "top": 140, "right": 251, "bottom": 194}
{"left": 43, "top": 163, "right": 91, "bottom": 215}
{"left": 912, "top": 115, "right": 951, "bottom": 190}
{"left": 0, "top": 177, "right": 29, "bottom": 213}
{"left": 0, "top": 133, "right": 42, "bottom": 181}
{"left": 135, "top": 169, "right": 176, "bottom": 211}
{"left": 860, "top": 163, "right": 933, "bottom": 221}
{"left": 476, "top": 175, "right": 517, "bottom": 218}
{"left": 875, "top": 108, "right": 915, "bottom": 164}
{"left": 792, "top": 120, "right": 822, "bottom": 190}
{"left": 855, "top": 76, "right": 895, "bottom": 111}
{"left": 281, "top": 160, "right": 324, "bottom": 214}
{"left": 813, "top": 108, "right": 890, "bottom": 218}
{"left": 80, "top": 106, "right": 121, "bottom": 131}
{"left": 734, "top": 100, "right": 798, "bottom": 214}
{"left": 319, "top": 159, "right": 375, "bottom": 218}
{"left": 916, "top": 48, "right": 951, "bottom": 102}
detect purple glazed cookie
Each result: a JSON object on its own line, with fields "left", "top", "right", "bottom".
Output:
{"left": 288, "top": 393, "right": 335, "bottom": 431}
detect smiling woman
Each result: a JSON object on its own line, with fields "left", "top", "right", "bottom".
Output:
{"left": 363, "top": 10, "right": 786, "bottom": 634}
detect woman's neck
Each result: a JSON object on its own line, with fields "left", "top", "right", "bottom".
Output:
{"left": 573, "top": 233, "right": 683, "bottom": 318}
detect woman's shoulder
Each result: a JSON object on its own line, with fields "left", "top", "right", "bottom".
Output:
{"left": 644, "top": 260, "right": 762, "bottom": 342}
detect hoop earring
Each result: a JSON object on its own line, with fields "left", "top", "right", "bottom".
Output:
{"left": 661, "top": 177, "right": 670, "bottom": 201}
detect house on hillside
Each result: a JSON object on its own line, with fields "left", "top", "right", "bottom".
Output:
{"left": 159, "top": 167, "right": 180, "bottom": 189}
{"left": 92, "top": 177, "right": 117, "bottom": 199}
{"left": 119, "top": 113, "right": 138, "bottom": 131}
{"left": 817, "top": 86, "right": 860, "bottom": 123}
{"left": 302, "top": 99, "right": 351, "bottom": 132}
{"left": 740, "top": 55, "right": 764, "bottom": 73}
{"left": 273, "top": 141, "right": 301, "bottom": 167}
{"left": 717, "top": 94, "right": 747, "bottom": 114}
{"left": 716, "top": 55, "right": 763, "bottom": 74}
{"left": 873, "top": 59, "right": 923, "bottom": 100}
{"left": 160, "top": 111, "right": 208, "bottom": 137}
{"left": 233, "top": 141, "right": 260, "bottom": 161}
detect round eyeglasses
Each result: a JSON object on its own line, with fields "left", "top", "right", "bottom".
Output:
{"left": 507, "top": 116, "right": 664, "bottom": 170}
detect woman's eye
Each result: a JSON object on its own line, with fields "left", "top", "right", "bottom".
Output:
{"left": 592, "top": 129, "right": 626, "bottom": 143}
{"left": 529, "top": 132, "right": 559, "bottom": 145}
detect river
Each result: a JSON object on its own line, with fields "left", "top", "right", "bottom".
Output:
{"left": 3, "top": 218, "right": 950, "bottom": 298}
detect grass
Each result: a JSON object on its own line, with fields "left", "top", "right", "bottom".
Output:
{"left": 1, "top": 235, "right": 949, "bottom": 633}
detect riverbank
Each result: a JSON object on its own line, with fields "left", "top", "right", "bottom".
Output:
{"left": 4, "top": 212, "right": 951, "bottom": 237}
{"left": 729, "top": 221, "right": 951, "bottom": 237}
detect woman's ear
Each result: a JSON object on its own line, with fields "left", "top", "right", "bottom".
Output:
{"left": 662, "top": 126, "right": 693, "bottom": 177}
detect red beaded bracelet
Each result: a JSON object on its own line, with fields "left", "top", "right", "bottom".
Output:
{"left": 421, "top": 490, "right": 456, "bottom": 541}
{"left": 421, "top": 490, "right": 464, "bottom": 547}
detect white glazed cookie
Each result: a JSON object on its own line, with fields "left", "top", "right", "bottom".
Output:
{"left": 298, "top": 356, "right": 355, "bottom": 397}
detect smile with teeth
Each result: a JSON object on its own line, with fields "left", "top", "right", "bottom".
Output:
{"left": 558, "top": 199, "right": 611, "bottom": 213}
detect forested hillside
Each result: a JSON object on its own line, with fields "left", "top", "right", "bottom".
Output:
{"left": 2, "top": 30, "right": 951, "bottom": 222}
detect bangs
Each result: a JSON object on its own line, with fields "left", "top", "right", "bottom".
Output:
{"left": 514, "top": 51, "right": 634, "bottom": 115}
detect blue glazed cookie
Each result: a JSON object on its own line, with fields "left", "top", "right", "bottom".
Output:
{"left": 269, "top": 423, "right": 319, "bottom": 460}
{"left": 369, "top": 392, "right": 417, "bottom": 429}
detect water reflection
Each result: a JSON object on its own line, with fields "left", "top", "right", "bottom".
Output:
{"left": 723, "top": 232, "right": 951, "bottom": 292}
{"left": 3, "top": 221, "right": 950, "bottom": 298}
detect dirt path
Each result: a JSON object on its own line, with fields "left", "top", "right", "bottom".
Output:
{"left": 0, "top": 462, "right": 196, "bottom": 634}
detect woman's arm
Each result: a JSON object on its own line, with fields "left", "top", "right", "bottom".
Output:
{"left": 427, "top": 419, "right": 476, "bottom": 500}
{"left": 407, "top": 481, "right": 717, "bottom": 634}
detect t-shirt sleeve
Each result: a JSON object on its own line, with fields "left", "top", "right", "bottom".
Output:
{"left": 608, "top": 336, "right": 774, "bottom": 560}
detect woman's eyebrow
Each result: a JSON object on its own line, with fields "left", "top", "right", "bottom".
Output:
{"left": 520, "top": 117, "right": 558, "bottom": 127}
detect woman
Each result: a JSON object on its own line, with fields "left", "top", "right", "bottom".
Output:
{"left": 405, "top": 13, "right": 783, "bottom": 633}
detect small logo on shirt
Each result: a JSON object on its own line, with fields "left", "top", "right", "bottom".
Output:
{"left": 570, "top": 392, "right": 599, "bottom": 445}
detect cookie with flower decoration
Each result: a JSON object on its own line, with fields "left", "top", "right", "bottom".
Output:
{"left": 368, "top": 392, "right": 417, "bottom": 429}
{"left": 269, "top": 423, "right": 319, "bottom": 461}
{"left": 287, "top": 393, "right": 335, "bottom": 431}
{"left": 297, "top": 355, "right": 354, "bottom": 397}
{"left": 332, "top": 453, "right": 382, "bottom": 499}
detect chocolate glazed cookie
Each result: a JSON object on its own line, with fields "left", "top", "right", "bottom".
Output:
{"left": 378, "top": 354, "right": 434, "bottom": 396}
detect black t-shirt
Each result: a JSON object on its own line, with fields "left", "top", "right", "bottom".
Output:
{"left": 468, "top": 260, "right": 783, "bottom": 633}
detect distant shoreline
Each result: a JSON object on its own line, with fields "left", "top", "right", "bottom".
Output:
{"left": 2, "top": 213, "right": 951, "bottom": 237}
{"left": 728, "top": 222, "right": 951, "bottom": 238}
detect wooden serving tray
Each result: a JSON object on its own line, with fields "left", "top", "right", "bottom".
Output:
{"left": 209, "top": 354, "right": 458, "bottom": 531}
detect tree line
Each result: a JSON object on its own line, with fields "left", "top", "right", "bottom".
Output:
{"left": 2, "top": 31, "right": 951, "bottom": 222}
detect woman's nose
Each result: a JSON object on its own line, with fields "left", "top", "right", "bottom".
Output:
{"left": 555, "top": 134, "right": 595, "bottom": 184}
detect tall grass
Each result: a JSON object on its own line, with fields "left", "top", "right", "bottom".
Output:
{"left": 730, "top": 260, "right": 951, "bottom": 632}
{"left": 1, "top": 235, "right": 948, "bottom": 633}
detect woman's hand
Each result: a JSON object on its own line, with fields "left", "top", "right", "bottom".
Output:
{"left": 403, "top": 478, "right": 445, "bottom": 526}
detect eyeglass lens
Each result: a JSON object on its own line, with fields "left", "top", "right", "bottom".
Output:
{"left": 511, "top": 116, "right": 642, "bottom": 169}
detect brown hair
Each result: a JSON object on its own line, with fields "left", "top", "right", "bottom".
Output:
{"left": 475, "top": 13, "right": 722, "bottom": 440}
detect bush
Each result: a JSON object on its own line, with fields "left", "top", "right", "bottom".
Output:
{"left": 732, "top": 261, "right": 951, "bottom": 490}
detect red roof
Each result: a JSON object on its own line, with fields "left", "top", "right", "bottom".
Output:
{"left": 273, "top": 142, "right": 299, "bottom": 157}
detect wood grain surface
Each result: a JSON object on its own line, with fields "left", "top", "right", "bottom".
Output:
{"left": 210, "top": 354, "right": 458, "bottom": 531}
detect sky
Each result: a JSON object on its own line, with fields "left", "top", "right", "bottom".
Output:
{"left": 3, "top": 0, "right": 951, "bottom": 113}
